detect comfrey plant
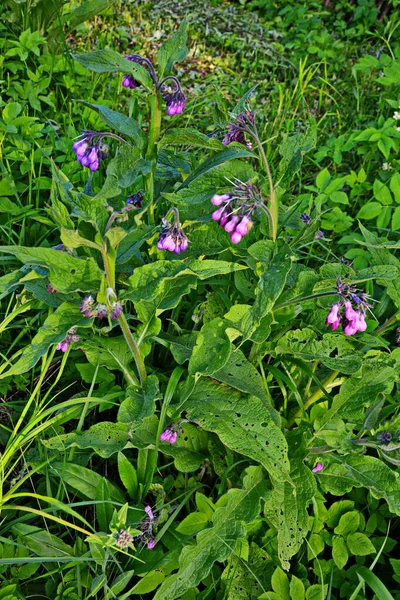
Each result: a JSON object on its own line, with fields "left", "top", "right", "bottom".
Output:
{"left": 3, "top": 21, "right": 400, "bottom": 600}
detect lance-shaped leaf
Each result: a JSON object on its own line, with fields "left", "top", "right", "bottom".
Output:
{"left": 76, "top": 101, "right": 145, "bottom": 148}
{"left": 186, "top": 379, "right": 289, "bottom": 484}
{"left": 0, "top": 303, "right": 91, "bottom": 379}
{"left": 154, "top": 466, "right": 269, "bottom": 600}
{"left": 49, "top": 462, "right": 125, "bottom": 502}
{"left": 157, "top": 19, "right": 188, "bottom": 77}
{"left": 72, "top": 49, "right": 153, "bottom": 90}
{"left": 0, "top": 246, "right": 102, "bottom": 293}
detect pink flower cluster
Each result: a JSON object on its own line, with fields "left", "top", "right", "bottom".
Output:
{"left": 211, "top": 194, "right": 253, "bottom": 244}
{"left": 326, "top": 300, "right": 367, "bottom": 336}
{"left": 160, "top": 427, "right": 178, "bottom": 444}
{"left": 157, "top": 218, "right": 189, "bottom": 254}
{"left": 56, "top": 328, "right": 79, "bottom": 352}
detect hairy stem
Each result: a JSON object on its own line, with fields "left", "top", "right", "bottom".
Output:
{"left": 118, "top": 312, "right": 147, "bottom": 385}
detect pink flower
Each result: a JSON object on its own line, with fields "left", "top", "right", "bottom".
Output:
{"left": 160, "top": 428, "right": 178, "bottom": 444}
{"left": 325, "top": 303, "right": 341, "bottom": 330}
{"left": 312, "top": 463, "right": 324, "bottom": 473}
{"left": 344, "top": 321, "right": 358, "bottom": 336}
{"left": 344, "top": 301, "right": 358, "bottom": 321}
{"left": 144, "top": 506, "right": 154, "bottom": 520}
{"left": 147, "top": 538, "right": 156, "bottom": 549}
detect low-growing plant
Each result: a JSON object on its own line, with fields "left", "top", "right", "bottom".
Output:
{"left": 2, "top": 14, "right": 400, "bottom": 600}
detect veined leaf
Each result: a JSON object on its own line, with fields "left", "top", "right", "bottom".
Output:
{"left": 157, "top": 18, "right": 188, "bottom": 77}
{"left": 76, "top": 101, "right": 145, "bottom": 148}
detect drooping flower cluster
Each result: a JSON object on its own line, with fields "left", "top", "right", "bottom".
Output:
{"left": 80, "top": 294, "right": 122, "bottom": 321}
{"left": 377, "top": 432, "right": 392, "bottom": 445}
{"left": 56, "top": 328, "right": 79, "bottom": 353}
{"left": 126, "top": 190, "right": 144, "bottom": 210}
{"left": 72, "top": 131, "right": 109, "bottom": 172}
{"left": 161, "top": 80, "right": 186, "bottom": 116}
{"left": 122, "top": 55, "right": 143, "bottom": 89}
{"left": 222, "top": 111, "right": 254, "bottom": 149}
{"left": 210, "top": 180, "right": 258, "bottom": 244}
{"left": 157, "top": 211, "right": 189, "bottom": 254}
{"left": 300, "top": 212, "right": 311, "bottom": 224}
{"left": 160, "top": 427, "right": 178, "bottom": 444}
{"left": 325, "top": 278, "right": 372, "bottom": 336}
{"left": 135, "top": 505, "right": 156, "bottom": 549}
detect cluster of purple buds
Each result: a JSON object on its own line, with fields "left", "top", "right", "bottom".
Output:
{"left": 157, "top": 216, "right": 189, "bottom": 254}
{"left": 115, "top": 528, "right": 134, "bottom": 549}
{"left": 106, "top": 287, "right": 123, "bottom": 321}
{"left": 80, "top": 296, "right": 108, "bottom": 320}
{"left": 160, "top": 427, "right": 178, "bottom": 444}
{"left": 211, "top": 182, "right": 256, "bottom": 244}
{"left": 325, "top": 279, "right": 371, "bottom": 336}
{"left": 222, "top": 111, "right": 254, "bottom": 150}
{"left": 300, "top": 213, "right": 311, "bottom": 224}
{"left": 56, "top": 328, "right": 79, "bottom": 353}
{"left": 126, "top": 190, "right": 144, "bottom": 210}
{"left": 377, "top": 432, "right": 392, "bottom": 445}
{"left": 47, "top": 283, "right": 57, "bottom": 293}
{"left": 122, "top": 55, "right": 143, "bottom": 89}
{"left": 72, "top": 131, "right": 109, "bottom": 172}
{"left": 161, "top": 79, "right": 186, "bottom": 116}
{"left": 135, "top": 505, "right": 156, "bottom": 549}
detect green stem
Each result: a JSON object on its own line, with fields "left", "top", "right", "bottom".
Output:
{"left": 145, "top": 93, "right": 162, "bottom": 226}
{"left": 118, "top": 313, "right": 147, "bottom": 385}
{"left": 68, "top": 363, "right": 99, "bottom": 461}
{"left": 252, "top": 132, "right": 278, "bottom": 241}
{"left": 287, "top": 370, "right": 343, "bottom": 427}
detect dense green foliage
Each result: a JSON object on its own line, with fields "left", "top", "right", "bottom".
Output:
{"left": 1, "top": 1, "right": 400, "bottom": 598}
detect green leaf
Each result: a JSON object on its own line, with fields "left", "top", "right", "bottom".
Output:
{"left": 307, "top": 533, "right": 324, "bottom": 561}
{"left": 176, "top": 513, "right": 210, "bottom": 536}
{"left": 49, "top": 462, "right": 125, "bottom": 502}
{"left": 12, "top": 524, "right": 74, "bottom": 558}
{"left": 317, "top": 363, "right": 396, "bottom": 425}
{"left": 117, "top": 452, "right": 138, "bottom": 499}
{"left": 42, "top": 422, "right": 130, "bottom": 458}
{"left": 80, "top": 336, "right": 138, "bottom": 386}
{"left": 290, "top": 575, "right": 305, "bottom": 600}
{"left": 316, "top": 168, "right": 330, "bottom": 191}
{"left": 0, "top": 303, "right": 91, "bottom": 379}
{"left": 319, "top": 455, "right": 400, "bottom": 515}
{"left": 392, "top": 206, "right": 400, "bottom": 230}
{"left": 195, "top": 492, "right": 215, "bottom": 520}
{"left": 179, "top": 147, "right": 254, "bottom": 190}
{"left": 188, "top": 318, "right": 231, "bottom": 376}
{"left": 157, "top": 19, "right": 188, "bottom": 77}
{"left": 126, "top": 259, "right": 247, "bottom": 310}
{"left": 154, "top": 466, "right": 269, "bottom": 600}
{"left": 332, "top": 535, "right": 349, "bottom": 569}
{"left": 76, "top": 101, "right": 145, "bottom": 148}
{"left": 186, "top": 379, "right": 289, "bottom": 483}
{"left": 271, "top": 567, "right": 290, "bottom": 600}
{"left": 241, "top": 249, "right": 292, "bottom": 340}
{"left": 356, "top": 567, "right": 395, "bottom": 600}
{"left": 390, "top": 172, "right": 400, "bottom": 204}
{"left": 306, "top": 585, "right": 327, "bottom": 600}
{"left": 123, "top": 571, "right": 165, "bottom": 596}
{"left": 373, "top": 179, "right": 392, "bottom": 205}
{"left": 118, "top": 376, "right": 159, "bottom": 423}
{"left": 346, "top": 532, "right": 376, "bottom": 556}
{"left": 334, "top": 510, "right": 360, "bottom": 535}
{"left": 96, "top": 479, "right": 113, "bottom": 532}
{"left": 273, "top": 328, "right": 362, "bottom": 375}
{"left": 357, "top": 202, "right": 383, "bottom": 220}
{"left": 65, "top": 0, "right": 115, "bottom": 31}
{"left": 278, "top": 119, "right": 317, "bottom": 188}
{"left": 72, "top": 49, "right": 153, "bottom": 90}
{"left": 0, "top": 246, "right": 102, "bottom": 293}
{"left": 264, "top": 459, "right": 315, "bottom": 570}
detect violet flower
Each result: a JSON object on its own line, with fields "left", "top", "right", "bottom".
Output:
{"left": 222, "top": 111, "right": 255, "bottom": 149}
{"left": 160, "top": 77, "right": 186, "bottom": 116}
{"left": 160, "top": 427, "right": 178, "bottom": 444}
{"left": 56, "top": 328, "right": 79, "bottom": 353}
{"left": 325, "top": 278, "right": 372, "bottom": 336}
{"left": 210, "top": 180, "right": 258, "bottom": 244}
{"left": 72, "top": 131, "right": 109, "bottom": 172}
{"left": 115, "top": 529, "right": 134, "bottom": 549}
{"left": 157, "top": 210, "right": 189, "bottom": 254}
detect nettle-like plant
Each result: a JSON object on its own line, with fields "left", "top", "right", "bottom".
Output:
{"left": 2, "top": 21, "right": 400, "bottom": 599}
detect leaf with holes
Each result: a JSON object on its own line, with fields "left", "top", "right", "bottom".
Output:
{"left": 186, "top": 379, "right": 289, "bottom": 483}
{"left": 118, "top": 376, "right": 159, "bottom": 424}
{"left": 159, "top": 423, "right": 209, "bottom": 472}
{"left": 42, "top": 422, "right": 130, "bottom": 458}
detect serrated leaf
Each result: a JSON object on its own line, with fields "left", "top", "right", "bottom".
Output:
{"left": 346, "top": 532, "right": 376, "bottom": 556}
{"left": 154, "top": 466, "right": 269, "bottom": 600}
